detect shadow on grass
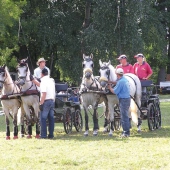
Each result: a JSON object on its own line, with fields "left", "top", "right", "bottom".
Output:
{"left": 51, "top": 126, "right": 170, "bottom": 141}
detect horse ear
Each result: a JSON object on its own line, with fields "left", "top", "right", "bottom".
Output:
{"left": 108, "top": 60, "right": 111, "bottom": 65}
{"left": 2, "top": 64, "right": 6, "bottom": 69}
{"left": 83, "top": 54, "right": 86, "bottom": 60}
{"left": 99, "top": 59, "right": 102, "bottom": 67}
{"left": 24, "top": 57, "right": 28, "bottom": 63}
{"left": 90, "top": 53, "right": 93, "bottom": 59}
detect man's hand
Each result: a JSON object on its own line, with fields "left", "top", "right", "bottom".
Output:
{"left": 39, "top": 104, "right": 43, "bottom": 111}
{"left": 30, "top": 74, "right": 34, "bottom": 81}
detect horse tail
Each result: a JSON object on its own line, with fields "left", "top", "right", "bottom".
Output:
{"left": 17, "top": 107, "right": 22, "bottom": 125}
{"left": 129, "top": 99, "right": 138, "bottom": 125}
{"left": 17, "top": 105, "right": 25, "bottom": 126}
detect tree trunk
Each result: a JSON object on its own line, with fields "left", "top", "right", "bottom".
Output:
{"left": 83, "top": 0, "right": 91, "bottom": 29}
{"left": 157, "top": 67, "right": 166, "bottom": 84}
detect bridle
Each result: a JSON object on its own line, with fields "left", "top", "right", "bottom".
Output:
{"left": 100, "top": 65, "right": 110, "bottom": 81}
{"left": 0, "top": 70, "right": 7, "bottom": 85}
{"left": 17, "top": 63, "right": 28, "bottom": 82}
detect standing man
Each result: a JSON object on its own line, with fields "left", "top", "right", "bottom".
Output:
{"left": 31, "top": 68, "right": 55, "bottom": 139}
{"left": 116, "top": 54, "right": 134, "bottom": 74}
{"left": 34, "top": 58, "right": 50, "bottom": 79}
{"left": 108, "top": 68, "right": 131, "bottom": 137}
{"left": 133, "top": 53, "right": 153, "bottom": 80}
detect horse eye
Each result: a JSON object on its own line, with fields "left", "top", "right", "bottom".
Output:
{"left": 91, "top": 64, "right": 94, "bottom": 68}
{"left": 82, "top": 64, "right": 85, "bottom": 68}
{"left": 99, "top": 71, "right": 101, "bottom": 76}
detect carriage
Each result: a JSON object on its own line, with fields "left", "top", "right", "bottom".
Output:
{"left": 54, "top": 83, "right": 83, "bottom": 134}
{"left": 113, "top": 80, "right": 161, "bottom": 131}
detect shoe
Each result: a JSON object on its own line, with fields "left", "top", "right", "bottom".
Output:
{"left": 120, "top": 133, "right": 130, "bottom": 138}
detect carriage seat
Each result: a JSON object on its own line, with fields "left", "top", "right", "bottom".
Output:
{"left": 140, "top": 80, "right": 153, "bottom": 87}
{"left": 55, "top": 83, "right": 68, "bottom": 93}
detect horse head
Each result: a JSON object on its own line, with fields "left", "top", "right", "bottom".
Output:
{"left": 82, "top": 54, "right": 94, "bottom": 79}
{"left": 98, "top": 60, "right": 112, "bottom": 88}
{"left": 16, "top": 57, "right": 29, "bottom": 86}
{"left": 0, "top": 65, "right": 6, "bottom": 90}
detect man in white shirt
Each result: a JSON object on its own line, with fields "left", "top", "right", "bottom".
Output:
{"left": 31, "top": 68, "right": 55, "bottom": 139}
{"left": 34, "top": 58, "right": 50, "bottom": 79}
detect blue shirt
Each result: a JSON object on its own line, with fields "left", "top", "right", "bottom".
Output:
{"left": 113, "top": 76, "right": 130, "bottom": 99}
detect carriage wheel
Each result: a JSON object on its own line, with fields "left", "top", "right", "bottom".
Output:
{"left": 114, "top": 119, "right": 121, "bottom": 131}
{"left": 63, "top": 108, "right": 72, "bottom": 134}
{"left": 147, "top": 103, "right": 156, "bottom": 131}
{"left": 155, "top": 103, "right": 161, "bottom": 129}
{"left": 74, "top": 109, "right": 83, "bottom": 132}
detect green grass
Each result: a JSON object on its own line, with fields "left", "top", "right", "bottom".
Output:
{"left": 0, "top": 97, "right": 170, "bottom": 169}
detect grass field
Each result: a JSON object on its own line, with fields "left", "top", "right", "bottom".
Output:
{"left": 0, "top": 97, "right": 170, "bottom": 170}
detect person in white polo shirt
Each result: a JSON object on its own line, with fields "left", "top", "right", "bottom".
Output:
{"left": 34, "top": 58, "right": 50, "bottom": 79}
{"left": 31, "top": 68, "right": 55, "bottom": 139}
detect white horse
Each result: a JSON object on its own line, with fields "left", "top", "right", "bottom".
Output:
{"left": 99, "top": 60, "right": 142, "bottom": 136}
{"left": 80, "top": 54, "right": 108, "bottom": 136}
{"left": 0, "top": 65, "right": 21, "bottom": 140}
{"left": 16, "top": 58, "right": 40, "bottom": 138}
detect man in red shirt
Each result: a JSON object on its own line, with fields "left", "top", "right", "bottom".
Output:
{"left": 133, "top": 53, "right": 153, "bottom": 80}
{"left": 116, "top": 54, "right": 134, "bottom": 74}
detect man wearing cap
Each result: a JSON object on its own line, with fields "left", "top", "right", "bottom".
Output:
{"left": 133, "top": 53, "right": 153, "bottom": 80}
{"left": 108, "top": 68, "right": 131, "bottom": 137}
{"left": 116, "top": 54, "right": 134, "bottom": 74}
{"left": 34, "top": 58, "right": 50, "bottom": 79}
{"left": 31, "top": 68, "right": 55, "bottom": 139}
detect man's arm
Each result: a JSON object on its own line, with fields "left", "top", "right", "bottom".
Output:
{"left": 40, "top": 92, "right": 46, "bottom": 105}
{"left": 32, "top": 79, "right": 40, "bottom": 87}
{"left": 107, "top": 84, "right": 114, "bottom": 94}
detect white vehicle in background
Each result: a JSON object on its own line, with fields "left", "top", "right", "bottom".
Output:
{"left": 160, "top": 81, "right": 170, "bottom": 94}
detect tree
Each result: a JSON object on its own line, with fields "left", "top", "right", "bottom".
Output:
{"left": 0, "top": 0, "right": 25, "bottom": 69}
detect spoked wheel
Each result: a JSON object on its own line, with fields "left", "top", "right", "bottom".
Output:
{"left": 74, "top": 109, "right": 83, "bottom": 132}
{"left": 147, "top": 103, "right": 156, "bottom": 131}
{"left": 155, "top": 102, "right": 161, "bottom": 129}
{"left": 114, "top": 118, "right": 121, "bottom": 131}
{"left": 63, "top": 107, "right": 72, "bottom": 134}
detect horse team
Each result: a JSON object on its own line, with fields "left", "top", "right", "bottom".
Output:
{"left": 0, "top": 54, "right": 142, "bottom": 139}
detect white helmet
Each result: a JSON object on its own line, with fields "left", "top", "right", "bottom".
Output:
{"left": 116, "top": 68, "right": 124, "bottom": 75}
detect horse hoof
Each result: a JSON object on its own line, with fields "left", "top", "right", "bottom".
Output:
{"left": 27, "top": 135, "right": 32, "bottom": 139}
{"left": 103, "top": 129, "right": 107, "bottom": 133}
{"left": 35, "top": 135, "right": 40, "bottom": 139}
{"left": 137, "top": 130, "right": 141, "bottom": 133}
{"left": 108, "top": 133, "right": 113, "bottom": 137}
{"left": 20, "top": 134, "right": 25, "bottom": 138}
{"left": 84, "top": 133, "right": 88, "bottom": 137}
{"left": 13, "top": 136, "right": 18, "bottom": 139}
{"left": 6, "top": 136, "right": 10, "bottom": 140}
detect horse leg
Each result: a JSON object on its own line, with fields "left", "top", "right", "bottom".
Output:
{"left": 93, "top": 108, "right": 99, "bottom": 136}
{"left": 103, "top": 104, "right": 109, "bottom": 133}
{"left": 13, "top": 119, "right": 18, "bottom": 139}
{"left": 26, "top": 123, "right": 32, "bottom": 138}
{"left": 32, "top": 104, "right": 40, "bottom": 138}
{"left": 109, "top": 121, "right": 114, "bottom": 137}
{"left": 4, "top": 110, "right": 10, "bottom": 140}
{"left": 83, "top": 106, "right": 89, "bottom": 136}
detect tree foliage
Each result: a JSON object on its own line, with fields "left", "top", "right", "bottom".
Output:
{"left": 0, "top": 0, "right": 169, "bottom": 84}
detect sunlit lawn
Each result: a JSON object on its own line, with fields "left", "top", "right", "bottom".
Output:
{"left": 0, "top": 95, "right": 170, "bottom": 170}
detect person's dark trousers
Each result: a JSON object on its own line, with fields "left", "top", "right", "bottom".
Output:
{"left": 119, "top": 98, "right": 130, "bottom": 135}
{"left": 40, "top": 100, "right": 55, "bottom": 138}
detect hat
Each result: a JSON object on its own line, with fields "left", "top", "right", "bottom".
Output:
{"left": 116, "top": 68, "right": 124, "bottom": 75}
{"left": 37, "top": 58, "right": 47, "bottom": 65}
{"left": 117, "top": 55, "right": 127, "bottom": 60}
{"left": 41, "top": 68, "right": 48, "bottom": 75}
{"left": 134, "top": 53, "right": 144, "bottom": 58}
